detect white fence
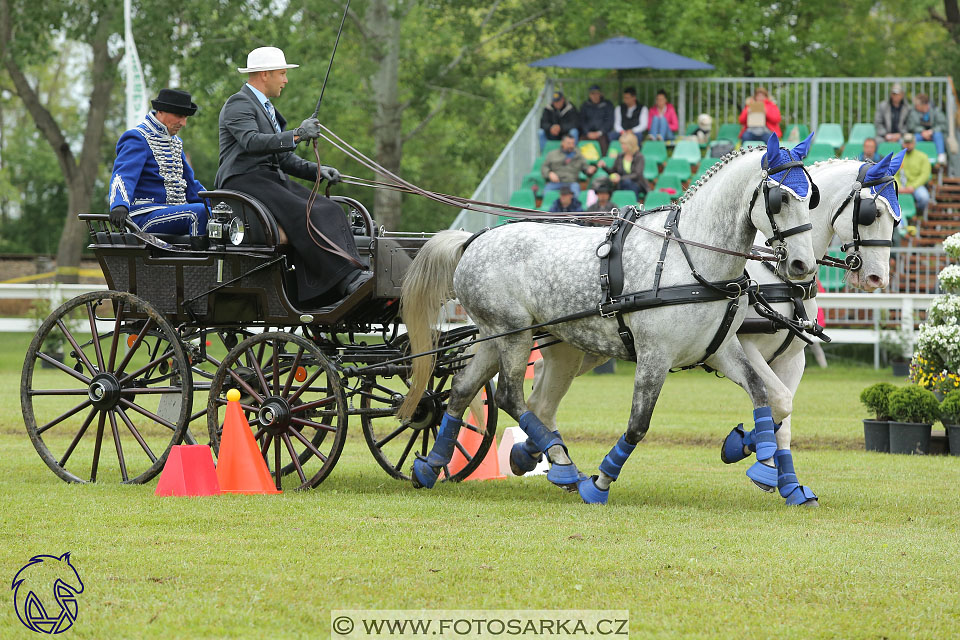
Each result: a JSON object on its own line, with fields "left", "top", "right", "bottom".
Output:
{"left": 0, "top": 283, "right": 107, "bottom": 332}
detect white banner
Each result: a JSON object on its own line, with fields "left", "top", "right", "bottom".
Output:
{"left": 124, "top": 0, "right": 148, "bottom": 129}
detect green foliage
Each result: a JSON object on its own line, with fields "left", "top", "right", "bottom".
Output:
{"left": 940, "top": 390, "right": 960, "bottom": 425}
{"left": 887, "top": 385, "right": 941, "bottom": 424}
{"left": 860, "top": 382, "right": 896, "bottom": 420}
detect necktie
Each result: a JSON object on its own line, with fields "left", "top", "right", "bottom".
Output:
{"left": 264, "top": 100, "right": 281, "bottom": 133}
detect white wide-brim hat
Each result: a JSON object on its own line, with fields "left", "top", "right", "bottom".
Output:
{"left": 237, "top": 46, "right": 299, "bottom": 73}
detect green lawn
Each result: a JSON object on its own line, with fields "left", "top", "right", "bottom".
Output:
{"left": 1, "top": 332, "right": 959, "bottom": 639}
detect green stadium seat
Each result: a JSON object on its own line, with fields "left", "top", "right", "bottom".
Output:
{"left": 877, "top": 141, "right": 901, "bottom": 157}
{"left": 607, "top": 140, "right": 622, "bottom": 158}
{"left": 538, "top": 190, "right": 560, "bottom": 211}
{"left": 508, "top": 189, "right": 536, "bottom": 210}
{"left": 532, "top": 155, "right": 544, "bottom": 171}
{"left": 589, "top": 168, "right": 609, "bottom": 189}
{"left": 578, "top": 140, "right": 602, "bottom": 163}
{"left": 803, "top": 142, "right": 836, "bottom": 166}
{"left": 692, "top": 157, "right": 722, "bottom": 181}
{"left": 846, "top": 123, "right": 876, "bottom": 148}
{"left": 814, "top": 123, "right": 845, "bottom": 150}
{"left": 643, "top": 160, "right": 660, "bottom": 181}
{"left": 521, "top": 172, "right": 545, "bottom": 192}
{"left": 741, "top": 140, "right": 765, "bottom": 148}
{"left": 716, "top": 123, "right": 741, "bottom": 143}
{"left": 660, "top": 157, "right": 692, "bottom": 181}
{"left": 840, "top": 144, "right": 861, "bottom": 160}
{"left": 643, "top": 191, "right": 673, "bottom": 209}
{"left": 898, "top": 194, "right": 917, "bottom": 220}
{"left": 611, "top": 189, "right": 638, "bottom": 208}
{"left": 818, "top": 250, "right": 846, "bottom": 292}
{"left": 783, "top": 123, "right": 810, "bottom": 142}
{"left": 655, "top": 174, "right": 683, "bottom": 197}
{"left": 915, "top": 141, "right": 937, "bottom": 165}
{"left": 641, "top": 140, "right": 668, "bottom": 167}
{"left": 685, "top": 122, "right": 699, "bottom": 136}
{"left": 672, "top": 139, "right": 702, "bottom": 165}
{"left": 542, "top": 140, "right": 562, "bottom": 154}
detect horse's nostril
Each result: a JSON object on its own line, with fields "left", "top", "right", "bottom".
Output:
{"left": 866, "top": 274, "right": 884, "bottom": 289}
{"left": 790, "top": 259, "right": 809, "bottom": 275}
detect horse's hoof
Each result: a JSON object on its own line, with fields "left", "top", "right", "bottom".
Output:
{"left": 411, "top": 456, "right": 440, "bottom": 489}
{"left": 721, "top": 424, "right": 753, "bottom": 464}
{"left": 800, "top": 498, "right": 820, "bottom": 508}
{"left": 746, "top": 460, "right": 777, "bottom": 493}
{"left": 782, "top": 484, "right": 818, "bottom": 506}
{"left": 547, "top": 462, "right": 581, "bottom": 491}
{"left": 509, "top": 442, "right": 542, "bottom": 476}
{"left": 577, "top": 475, "right": 608, "bottom": 505}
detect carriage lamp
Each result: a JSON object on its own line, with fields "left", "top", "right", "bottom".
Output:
{"left": 208, "top": 202, "right": 245, "bottom": 246}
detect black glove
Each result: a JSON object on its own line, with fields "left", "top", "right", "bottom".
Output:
{"left": 109, "top": 205, "right": 129, "bottom": 228}
{"left": 296, "top": 117, "right": 322, "bottom": 141}
{"left": 319, "top": 165, "right": 341, "bottom": 185}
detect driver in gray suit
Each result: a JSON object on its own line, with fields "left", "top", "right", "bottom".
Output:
{"left": 215, "top": 46, "right": 371, "bottom": 304}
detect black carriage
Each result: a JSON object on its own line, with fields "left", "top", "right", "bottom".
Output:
{"left": 20, "top": 191, "right": 497, "bottom": 490}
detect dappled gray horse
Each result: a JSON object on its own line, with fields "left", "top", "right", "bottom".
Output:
{"left": 400, "top": 135, "right": 819, "bottom": 503}
{"left": 528, "top": 151, "right": 906, "bottom": 506}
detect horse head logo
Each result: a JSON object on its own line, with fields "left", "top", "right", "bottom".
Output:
{"left": 11, "top": 553, "right": 84, "bottom": 634}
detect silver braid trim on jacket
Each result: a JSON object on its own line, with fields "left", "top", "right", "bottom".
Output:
{"left": 135, "top": 112, "right": 188, "bottom": 206}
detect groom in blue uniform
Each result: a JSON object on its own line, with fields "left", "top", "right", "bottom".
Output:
{"left": 108, "top": 89, "right": 208, "bottom": 236}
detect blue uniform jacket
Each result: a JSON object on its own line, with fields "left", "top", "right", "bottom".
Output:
{"left": 109, "top": 112, "right": 206, "bottom": 214}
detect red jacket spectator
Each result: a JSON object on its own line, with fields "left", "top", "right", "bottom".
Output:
{"left": 738, "top": 87, "right": 782, "bottom": 139}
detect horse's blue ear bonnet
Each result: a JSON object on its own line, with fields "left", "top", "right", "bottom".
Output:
{"left": 864, "top": 149, "right": 906, "bottom": 223}
{"left": 763, "top": 133, "right": 814, "bottom": 201}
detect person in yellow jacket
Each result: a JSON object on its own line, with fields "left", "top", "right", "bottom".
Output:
{"left": 898, "top": 133, "right": 931, "bottom": 214}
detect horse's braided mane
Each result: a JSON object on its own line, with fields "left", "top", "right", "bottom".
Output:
{"left": 677, "top": 144, "right": 766, "bottom": 205}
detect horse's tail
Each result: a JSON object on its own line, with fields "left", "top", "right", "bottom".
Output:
{"left": 397, "top": 230, "right": 473, "bottom": 421}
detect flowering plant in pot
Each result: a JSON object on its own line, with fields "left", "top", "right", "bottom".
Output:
{"left": 859, "top": 382, "right": 895, "bottom": 452}
{"left": 886, "top": 385, "right": 940, "bottom": 455}
{"left": 940, "top": 390, "right": 960, "bottom": 456}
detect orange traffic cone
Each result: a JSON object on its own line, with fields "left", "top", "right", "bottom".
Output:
{"left": 446, "top": 390, "right": 506, "bottom": 481}
{"left": 155, "top": 445, "right": 220, "bottom": 496}
{"left": 524, "top": 343, "right": 543, "bottom": 380}
{"left": 215, "top": 389, "right": 281, "bottom": 494}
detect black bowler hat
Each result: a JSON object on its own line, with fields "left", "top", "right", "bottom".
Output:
{"left": 151, "top": 88, "right": 198, "bottom": 116}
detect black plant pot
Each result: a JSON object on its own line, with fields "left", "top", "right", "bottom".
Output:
{"left": 863, "top": 419, "right": 890, "bottom": 452}
{"left": 945, "top": 424, "right": 960, "bottom": 456}
{"left": 891, "top": 360, "right": 910, "bottom": 377}
{"left": 888, "top": 421, "right": 933, "bottom": 455}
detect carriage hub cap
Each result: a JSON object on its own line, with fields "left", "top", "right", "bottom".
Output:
{"left": 88, "top": 373, "right": 121, "bottom": 408}
{"left": 409, "top": 391, "right": 443, "bottom": 431}
{"left": 258, "top": 397, "right": 291, "bottom": 433}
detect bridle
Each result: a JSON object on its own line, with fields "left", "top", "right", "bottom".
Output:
{"left": 830, "top": 163, "right": 897, "bottom": 271}
{"left": 748, "top": 155, "right": 819, "bottom": 264}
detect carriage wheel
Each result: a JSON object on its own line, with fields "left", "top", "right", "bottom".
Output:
{"left": 360, "top": 326, "right": 498, "bottom": 482}
{"left": 207, "top": 332, "right": 347, "bottom": 491}
{"left": 21, "top": 291, "right": 192, "bottom": 484}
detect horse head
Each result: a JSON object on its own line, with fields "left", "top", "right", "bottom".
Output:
{"left": 751, "top": 132, "right": 818, "bottom": 281}
{"left": 11, "top": 553, "right": 84, "bottom": 633}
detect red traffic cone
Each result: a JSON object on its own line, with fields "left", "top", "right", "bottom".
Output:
{"left": 525, "top": 342, "right": 543, "bottom": 380}
{"left": 216, "top": 389, "right": 281, "bottom": 494}
{"left": 155, "top": 445, "right": 220, "bottom": 496}
{"left": 446, "top": 390, "right": 505, "bottom": 481}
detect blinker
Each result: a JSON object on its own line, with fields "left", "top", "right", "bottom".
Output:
{"left": 857, "top": 197, "right": 878, "bottom": 226}
{"left": 766, "top": 185, "right": 784, "bottom": 215}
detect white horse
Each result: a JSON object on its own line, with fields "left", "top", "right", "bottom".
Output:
{"left": 527, "top": 151, "right": 906, "bottom": 506}
{"left": 399, "top": 135, "right": 819, "bottom": 503}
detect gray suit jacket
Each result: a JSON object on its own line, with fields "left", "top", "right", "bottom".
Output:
{"left": 215, "top": 85, "right": 317, "bottom": 187}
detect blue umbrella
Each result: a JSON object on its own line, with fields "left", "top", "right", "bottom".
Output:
{"left": 529, "top": 36, "right": 714, "bottom": 71}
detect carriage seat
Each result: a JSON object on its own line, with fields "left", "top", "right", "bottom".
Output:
{"left": 198, "top": 190, "right": 289, "bottom": 246}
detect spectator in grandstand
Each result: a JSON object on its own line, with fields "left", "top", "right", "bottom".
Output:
{"left": 586, "top": 183, "right": 614, "bottom": 213}
{"left": 540, "top": 134, "right": 596, "bottom": 196}
{"left": 738, "top": 87, "right": 782, "bottom": 142}
{"left": 692, "top": 113, "right": 713, "bottom": 146}
{"left": 597, "top": 131, "right": 647, "bottom": 197}
{"left": 580, "top": 84, "right": 615, "bottom": 156}
{"left": 859, "top": 137, "right": 880, "bottom": 163}
{"left": 548, "top": 185, "right": 583, "bottom": 213}
{"left": 898, "top": 133, "right": 931, "bottom": 215}
{"left": 539, "top": 89, "right": 580, "bottom": 151}
{"left": 906, "top": 93, "right": 948, "bottom": 164}
{"left": 613, "top": 87, "right": 648, "bottom": 141}
{"left": 647, "top": 89, "right": 679, "bottom": 142}
{"left": 875, "top": 83, "right": 911, "bottom": 143}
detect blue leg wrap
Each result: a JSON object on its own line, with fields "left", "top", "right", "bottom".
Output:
{"left": 577, "top": 476, "right": 609, "bottom": 505}
{"left": 723, "top": 420, "right": 785, "bottom": 464}
{"left": 745, "top": 460, "right": 778, "bottom": 491}
{"left": 774, "top": 449, "right": 818, "bottom": 506}
{"left": 598, "top": 434, "right": 636, "bottom": 481}
{"left": 751, "top": 407, "right": 777, "bottom": 462}
{"left": 412, "top": 413, "right": 462, "bottom": 489}
{"left": 517, "top": 412, "right": 581, "bottom": 488}
{"left": 509, "top": 436, "right": 543, "bottom": 475}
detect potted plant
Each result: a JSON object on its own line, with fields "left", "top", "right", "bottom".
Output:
{"left": 879, "top": 328, "right": 914, "bottom": 377}
{"left": 886, "top": 385, "right": 940, "bottom": 454}
{"left": 940, "top": 390, "right": 960, "bottom": 456}
{"left": 859, "top": 382, "right": 895, "bottom": 452}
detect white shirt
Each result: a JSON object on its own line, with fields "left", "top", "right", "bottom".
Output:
{"left": 614, "top": 104, "right": 649, "bottom": 135}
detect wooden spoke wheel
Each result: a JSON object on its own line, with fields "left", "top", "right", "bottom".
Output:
{"left": 207, "top": 332, "right": 347, "bottom": 491}
{"left": 360, "top": 326, "right": 497, "bottom": 482}
{"left": 21, "top": 291, "right": 192, "bottom": 484}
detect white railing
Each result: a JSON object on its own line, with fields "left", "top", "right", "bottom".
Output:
{"left": 0, "top": 283, "right": 107, "bottom": 332}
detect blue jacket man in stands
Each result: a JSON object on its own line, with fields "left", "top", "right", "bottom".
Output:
{"left": 108, "top": 89, "right": 208, "bottom": 236}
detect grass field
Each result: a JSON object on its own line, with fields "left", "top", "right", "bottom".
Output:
{"left": 1, "top": 331, "right": 959, "bottom": 639}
